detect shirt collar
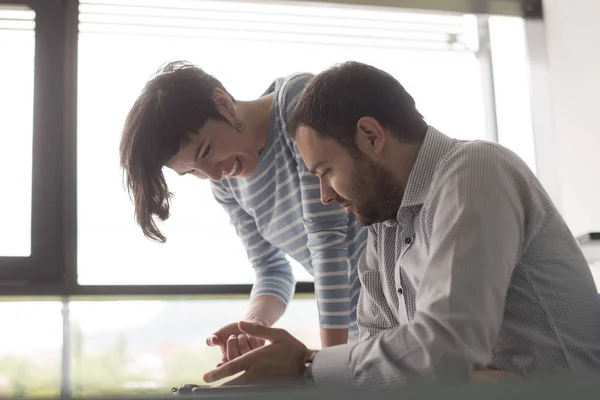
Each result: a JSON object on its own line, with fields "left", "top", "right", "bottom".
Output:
{"left": 395, "top": 126, "right": 457, "bottom": 218}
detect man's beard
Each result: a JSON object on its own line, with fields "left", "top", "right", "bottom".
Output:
{"left": 338, "top": 155, "right": 403, "bottom": 226}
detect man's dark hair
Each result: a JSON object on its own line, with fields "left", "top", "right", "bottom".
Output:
{"left": 288, "top": 61, "right": 427, "bottom": 148}
{"left": 119, "top": 61, "right": 233, "bottom": 242}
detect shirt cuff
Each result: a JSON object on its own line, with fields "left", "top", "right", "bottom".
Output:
{"left": 311, "top": 343, "right": 354, "bottom": 387}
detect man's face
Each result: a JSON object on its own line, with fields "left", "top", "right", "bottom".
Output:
{"left": 166, "top": 117, "right": 260, "bottom": 182}
{"left": 296, "top": 126, "right": 403, "bottom": 226}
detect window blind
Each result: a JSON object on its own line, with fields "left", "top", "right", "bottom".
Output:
{"left": 294, "top": 0, "right": 528, "bottom": 17}
{"left": 0, "top": 5, "right": 35, "bottom": 31}
{"left": 79, "top": 0, "right": 478, "bottom": 52}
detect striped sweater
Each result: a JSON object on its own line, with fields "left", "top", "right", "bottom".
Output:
{"left": 211, "top": 73, "right": 368, "bottom": 330}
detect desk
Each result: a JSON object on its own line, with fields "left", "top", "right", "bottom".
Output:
{"left": 49, "top": 374, "right": 600, "bottom": 400}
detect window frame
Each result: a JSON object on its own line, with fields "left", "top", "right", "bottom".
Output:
{"left": 0, "top": 0, "right": 544, "bottom": 298}
{"left": 0, "top": 0, "right": 75, "bottom": 285}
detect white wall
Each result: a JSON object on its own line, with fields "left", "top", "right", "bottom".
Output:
{"left": 539, "top": 0, "right": 600, "bottom": 237}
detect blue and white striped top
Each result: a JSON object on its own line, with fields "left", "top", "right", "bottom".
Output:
{"left": 211, "top": 73, "right": 368, "bottom": 331}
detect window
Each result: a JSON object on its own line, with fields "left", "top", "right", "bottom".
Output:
{"left": 0, "top": 301, "right": 62, "bottom": 398}
{"left": 489, "top": 16, "right": 537, "bottom": 173}
{"left": 68, "top": 298, "right": 318, "bottom": 395}
{"left": 0, "top": 1, "right": 67, "bottom": 283}
{"left": 0, "top": 6, "right": 35, "bottom": 257}
{"left": 76, "top": 0, "right": 488, "bottom": 286}
{"left": 0, "top": 298, "right": 318, "bottom": 397}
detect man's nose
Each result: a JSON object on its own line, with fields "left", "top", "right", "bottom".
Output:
{"left": 320, "top": 181, "right": 335, "bottom": 205}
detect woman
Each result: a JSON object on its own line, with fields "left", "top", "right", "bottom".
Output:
{"left": 119, "top": 61, "right": 367, "bottom": 365}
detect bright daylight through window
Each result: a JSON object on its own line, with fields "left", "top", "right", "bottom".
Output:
{"left": 0, "top": 6, "right": 34, "bottom": 257}
{"left": 77, "top": 0, "right": 505, "bottom": 287}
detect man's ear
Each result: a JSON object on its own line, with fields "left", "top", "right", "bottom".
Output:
{"left": 355, "top": 116, "right": 386, "bottom": 155}
{"left": 212, "top": 88, "right": 236, "bottom": 120}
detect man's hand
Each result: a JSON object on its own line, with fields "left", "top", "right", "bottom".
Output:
{"left": 206, "top": 322, "right": 265, "bottom": 366}
{"left": 205, "top": 323, "right": 520, "bottom": 387}
{"left": 203, "top": 321, "right": 313, "bottom": 386}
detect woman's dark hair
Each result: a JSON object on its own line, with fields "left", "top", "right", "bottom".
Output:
{"left": 119, "top": 61, "right": 233, "bottom": 242}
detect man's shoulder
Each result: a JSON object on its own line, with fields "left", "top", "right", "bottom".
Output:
{"left": 443, "top": 139, "right": 512, "bottom": 162}
{"left": 421, "top": 138, "right": 544, "bottom": 222}
{"left": 435, "top": 139, "right": 532, "bottom": 181}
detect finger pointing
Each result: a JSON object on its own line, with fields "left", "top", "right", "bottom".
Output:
{"left": 204, "top": 357, "right": 249, "bottom": 383}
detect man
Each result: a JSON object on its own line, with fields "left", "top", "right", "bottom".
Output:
{"left": 203, "top": 61, "right": 600, "bottom": 387}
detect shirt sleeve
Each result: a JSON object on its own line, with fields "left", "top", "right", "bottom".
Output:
{"left": 282, "top": 73, "right": 353, "bottom": 329}
{"left": 356, "top": 227, "right": 398, "bottom": 341}
{"left": 311, "top": 142, "right": 528, "bottom": 387}
{"left": 211, "top": 182, "right": 295, "bottom": 307}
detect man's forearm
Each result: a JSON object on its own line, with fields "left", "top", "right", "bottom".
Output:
{"left": 244, "top": 294, "right": 286, "bottom": 327}
{"left": 321, "top": 328, "right": 349, "bottom": 347}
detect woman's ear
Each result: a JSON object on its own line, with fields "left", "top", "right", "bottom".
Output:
{"left": 212, "top": 88, "right": 236, "bottom": 123}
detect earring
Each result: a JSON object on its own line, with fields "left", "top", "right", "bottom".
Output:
{"left": 233, "top": 119, "right": 246, "bottom": 132}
